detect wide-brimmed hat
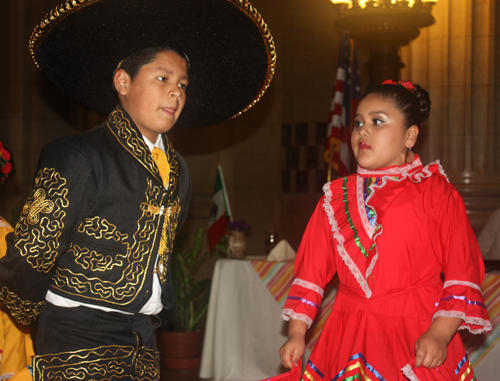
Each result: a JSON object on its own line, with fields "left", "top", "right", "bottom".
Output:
{"left": 29, "top": 0, "right": 276, "bottom": 128}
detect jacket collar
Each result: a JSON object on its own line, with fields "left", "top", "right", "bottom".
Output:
{"left": 105, "top": 105, "right": 180, "bottom": 195}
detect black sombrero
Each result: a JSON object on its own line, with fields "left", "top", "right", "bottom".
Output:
{"left": 29, "top": 0, "right": 276, "bottom": 128}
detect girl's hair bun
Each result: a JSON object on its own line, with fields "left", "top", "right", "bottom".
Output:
{"left": 413, "top": 84, "right": 431, "bottom": 124}
{"left": 364, "top": 80, "right": 431, "bottom": 128}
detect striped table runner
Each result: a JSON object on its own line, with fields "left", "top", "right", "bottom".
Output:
{"left": 461, "top": 272, "right": 500, "bottom": 367}
{"left": 250, "top": 261, "right": 294, "bottom": 307}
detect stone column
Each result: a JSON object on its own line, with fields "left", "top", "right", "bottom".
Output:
{"left": 401, "top": 0, "right": 499, "bottom": 233}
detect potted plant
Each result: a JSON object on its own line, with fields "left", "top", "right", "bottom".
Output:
{"left": 158, "top": 227, "right": 225, "bottom": 369}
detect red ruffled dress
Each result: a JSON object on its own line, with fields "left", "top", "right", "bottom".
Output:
{"left": 282, "top": 157, "right": 491, "bottom": 381}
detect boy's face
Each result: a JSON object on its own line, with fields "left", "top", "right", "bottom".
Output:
{"left": 115, "top": 51, "right": 189, "bottom": 143}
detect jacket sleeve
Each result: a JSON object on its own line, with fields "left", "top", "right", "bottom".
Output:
{"left": 282, "top": 196, "right": 337, "bottom": 328}
{"left": 0, "top": 140, "right": 95, "bottom": 324}
{"left": 429, "top": 179, "right": 491, "bottom": 334}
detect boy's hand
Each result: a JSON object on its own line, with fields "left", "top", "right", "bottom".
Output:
{"left": 279, "top": 333, "right": 305, "bottom": 369}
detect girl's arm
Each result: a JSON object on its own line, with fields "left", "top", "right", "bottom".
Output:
{"left": 279, "top": 319, "right": 308, "bottom": 369}
{"left": 414, "top": 316, "right": 463, "bottom": 368}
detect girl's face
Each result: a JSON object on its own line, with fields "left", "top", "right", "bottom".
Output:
{"left": 351, "top": 94, "right": 418, "bottom": 170}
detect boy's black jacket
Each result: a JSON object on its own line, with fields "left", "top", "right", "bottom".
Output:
{"left": 0, "top": 106, "right": 191, "bottom": 324}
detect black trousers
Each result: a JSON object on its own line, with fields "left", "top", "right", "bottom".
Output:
{"left": 33, "top": 302, "right": 160, "bottom": 380}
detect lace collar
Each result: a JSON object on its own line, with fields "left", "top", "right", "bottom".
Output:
{"left": 357, "top": 155, "right": 423, "bottom": 178}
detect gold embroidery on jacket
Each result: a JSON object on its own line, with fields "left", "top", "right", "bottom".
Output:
{"left": 106, "top": 108, "right": 180, "bottom": 194}
{"left": 33, "top": 345, "right": 159, "bottom": 381}
{"left": 23, "top": 189, "right": 54, "bottom": 224}
{"left": 52, "top": 180, "right": 166, "bottom": 304}
{"left": 14, "top": 168, "right": 69, "bottom": 273}
{"left": 78, "top": 217, "right": 129, "bottom": 242}
{"left": 50, "top": 110, "right": 182, "bottom": 305}
{"left": 69, "top": 243, "right": 126, "bottom": 272}
{"left": 107, "top": 109, "right": 158, "bottom": 179}
{"left": 155, "top": 198, "right": 181, "bottom": 284}
{"left": 0, "top": 286, "right": 44, "bottom": 325}
{"left": 140, "top": 202, "right": 162, "bottom": 217}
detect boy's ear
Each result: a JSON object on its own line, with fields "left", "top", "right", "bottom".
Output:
{"left": 406, "top": 125, "right": 419, "bottom": 149}
{"left": 114, "top": 69, "right": 131, "bottom": 96}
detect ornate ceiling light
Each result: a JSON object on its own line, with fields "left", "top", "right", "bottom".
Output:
{"left": 330, "top": 0, "right": 438, "bottom": 88}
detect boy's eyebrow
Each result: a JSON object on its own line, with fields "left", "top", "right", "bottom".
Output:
{"left": 154, "top": 66, "right": 189, "bottom": 80}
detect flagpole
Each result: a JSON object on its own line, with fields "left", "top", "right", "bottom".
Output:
{"left": 218, "top": 165, "right": 233, "bottom": 223}
{"left": 327, "top": 138, "right": 334, "bottom": 183}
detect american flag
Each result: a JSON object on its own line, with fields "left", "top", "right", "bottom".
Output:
{"left": 325, "top": 30, "right": 360, "bottom": 180}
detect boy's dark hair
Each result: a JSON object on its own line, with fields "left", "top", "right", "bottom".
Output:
{"left": 112, "top": 46, "right": 189, "bottom": 90}
{"left": 363, "top": 83, "right": 431, "bottom": 128}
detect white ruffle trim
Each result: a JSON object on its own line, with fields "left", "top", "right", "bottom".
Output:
{"left": 402, "top": 364, "right": 420, "bottom": 381}
{"left": 292, "top": 278, "right": 324, "bottom": 297}
{"left": 443, "top": 280, "right": 482, "bottom": 292}
{"left": 323, "top": 182, "right": 372, "bottom": 299}
{"left": 433, "top": 310, "right": 493, "bottom": 334}
{"left": 281, "top": 309, "right": 313, "bottom": 328}
{"left": 357, "top": 156, "right": 423, "bottom": 176}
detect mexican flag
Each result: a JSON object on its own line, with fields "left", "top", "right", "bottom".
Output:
{"left": 207, "top": 166, "right": 232, "bottom": 249}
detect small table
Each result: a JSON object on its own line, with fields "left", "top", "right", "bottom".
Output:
{"left": 199, "top": 259, "right": 288, "bottom": 380}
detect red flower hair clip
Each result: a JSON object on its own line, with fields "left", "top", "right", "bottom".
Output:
{"left": 382, "top": 79, "right": 416, "bottom": 93}
{"left": 0, "top": 142, "right": 12, "bottom": 184}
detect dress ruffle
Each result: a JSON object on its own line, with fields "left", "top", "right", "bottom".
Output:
{"left": 282, "top": 280, "right": 324, "bottom": 328}
{"left": 433, "top": 283, "right": 492, "bottom": 334}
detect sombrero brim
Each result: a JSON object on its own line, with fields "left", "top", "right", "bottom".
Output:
{"left": 29, "top": 0, "right": 276, "bottom": 128}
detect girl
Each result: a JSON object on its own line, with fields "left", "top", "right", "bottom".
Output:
{"left": 279, "top": 81, "right": 491, "bottom": 380}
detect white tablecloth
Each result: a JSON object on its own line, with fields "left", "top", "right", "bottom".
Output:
{"left": 199, "top": 259, "right": 288, "bottom": 380}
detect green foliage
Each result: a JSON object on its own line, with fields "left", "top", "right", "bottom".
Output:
{"left": 162, "top": 228, "right": 226, "bottom": 332}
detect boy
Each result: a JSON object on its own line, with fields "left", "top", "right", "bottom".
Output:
{"left": 0, "top": 0, "right": 275, "bottom": 379}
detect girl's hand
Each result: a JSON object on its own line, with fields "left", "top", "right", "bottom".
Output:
{"left": 414, "top": 316, "right": 463, "bottom": 368}
{"left": 279, "top": 319, "right": 308, "bottom": 369}
{"left": 414, "top": 328, "right": 448, "bottom": 368}
{"left": 279, "top": 333, "right": 305, "bottom": 369}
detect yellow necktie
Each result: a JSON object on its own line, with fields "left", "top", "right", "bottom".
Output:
{"left": 152, "top": 147, "right": 170, "bottom": 187}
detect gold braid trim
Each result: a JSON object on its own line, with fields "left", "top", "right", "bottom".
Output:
{"left": 150, "top": 199, "right": 181, "bottom": 284}
{"left": 29, "top": 0, "right": 101, "bottom": 69}
{"left": 228, "top": 0, "right": 276, "bottom": 117}
{"left": 33, "top": 345, "right": 160, "bottom": 381}
{"left": 69, "top": 243, "right": 126, "bottom": 272}
{"left": 14, "top": 168, "right": 69, "bottom": 273}
{"left": 78, "top": 216, "right": 129, "bottom": 242}
{"left": 0, "top": 286, "right": 44, "bottom": 325}
{"left": 51, "top": 179, "right": 163, "bottom": 304}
